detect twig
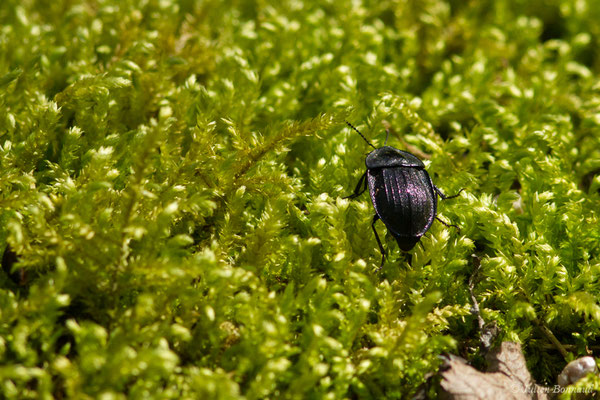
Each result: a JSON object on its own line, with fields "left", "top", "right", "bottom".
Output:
{"left": 381, "top": 120, "right": 431, "bottom": 160}
{"left": 468, "top": 254, "right": 499, "bottom": 352}
{"left": 533, "top": 318, "right": 570, "bottom": 360}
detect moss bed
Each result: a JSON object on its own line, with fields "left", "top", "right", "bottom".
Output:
{"left": 1, "top": 0, "right": 600, "bottom": 398}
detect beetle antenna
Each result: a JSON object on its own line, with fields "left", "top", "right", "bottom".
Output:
{"left": 384, "top": 127, "right": 390, "bottom": 146}
{"left": 345, "top": 121, "right": 376, "bottom": 150}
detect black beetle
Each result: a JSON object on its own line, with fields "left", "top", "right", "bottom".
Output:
{"left": 344, "top": 121, "right": 462, "bottom": 268}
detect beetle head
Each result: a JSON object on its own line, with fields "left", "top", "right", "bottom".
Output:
{"left": 365, "top": 146, "right": 425, "bottom": 169}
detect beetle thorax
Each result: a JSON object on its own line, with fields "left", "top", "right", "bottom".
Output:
{"left": 365, "top": 146, "right": 425, "bottom": 169}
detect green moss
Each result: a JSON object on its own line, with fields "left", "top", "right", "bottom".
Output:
{"left": 1, "top": 0, "right": 600, "bottom": 398}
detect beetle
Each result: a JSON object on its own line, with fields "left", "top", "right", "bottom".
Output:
{"left": 344, "top": 121, "right": 462, "bottom": 268}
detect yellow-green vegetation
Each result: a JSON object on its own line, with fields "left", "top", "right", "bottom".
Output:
{"left": 1, "top": 0, "right": 600, "bottom": 398}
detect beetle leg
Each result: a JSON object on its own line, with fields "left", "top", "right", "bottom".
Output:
{"left": 344, "top": 171, "right": 368, "bottom": 199}
{"left": 435, "top": 186, "right": 462, "bottom": 231}
{"left": 435, "top": 216, "right": 460, "bottom": 232}
{"left": 371, "top": 214, "right": 386, "bottom": 269}
{"left": 435, "top": 186, "right": 464, "bottom": 200}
